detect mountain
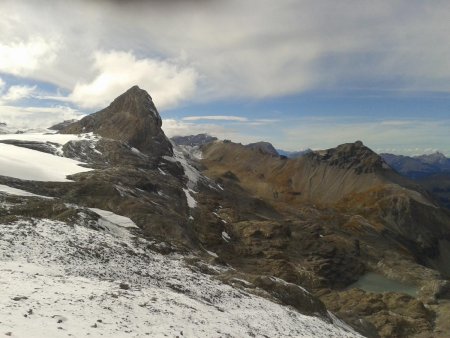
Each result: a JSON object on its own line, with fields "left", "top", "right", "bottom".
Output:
{"left": 2, "top": 87, "right": 450, "bottom": 337}
{"left": 171, "top": 133, "right": 217, "bottom": 147}
{"left": 60, "top": 85, "right": 172, "bottom": 157}
{"left": 0, "top": 87, "right": 367, "bottom": 338}
{"left": 381, "top": 152, "right": 450, "bottom": 210}
{"left": 245, "top": 141, "right": 279, "bottom": 156}
{"left": 200, "top": 139, "right": 450, "bottom": 337}
{"left": 381, "top": 152, "right": 450, "bottom": 179}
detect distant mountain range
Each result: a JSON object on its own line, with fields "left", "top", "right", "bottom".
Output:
{"left": 277, "top": 148, "right": 313, "bottom": 158}
{"left": 381, "top": 152, "right": 450, "bottom": 179}
{"left": 381, "top": 152, "right": 450, "bottom": 209}
{"left": 171, "top": 136, "right": 312, "bottom": 159}
{"left": 171, "top": 133, "right": 218, "bottom": 147}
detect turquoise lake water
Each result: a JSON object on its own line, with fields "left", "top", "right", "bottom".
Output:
{"left": 347, "top": 272, "right": 419, "bottom": 297}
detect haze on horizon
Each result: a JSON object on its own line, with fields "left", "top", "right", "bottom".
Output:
{"left": 0, "top": 0, "right": 449, "bottom": 156}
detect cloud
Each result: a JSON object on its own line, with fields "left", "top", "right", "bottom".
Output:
{"left": 281, "top": 117, "right": 450, "bottom": 156}
{"left": 0, "top": 85, "right": 36, "bottom": 103}
{"left": 0, "top": 37, "right": 59, "bottom": 77}
{"left": 182, "top": 115, "right": 248, "bottom": 122}
{"left": 0, "top": 105, "right": 83, "bottom": 129}
{"left": 0, "top": 0, "right": 450, "bottom": 106}
{"left": 68, "top": 50, "right": 198, "bottom": 109}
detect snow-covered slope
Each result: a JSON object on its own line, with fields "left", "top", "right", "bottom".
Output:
{"left": 0, "top": 132, "right": 94, "bottom": 181}
{"left": 0, "top": 211, "right": 361, "bottom": 338}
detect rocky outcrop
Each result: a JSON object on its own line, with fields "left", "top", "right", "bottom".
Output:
{"left": 0, "top": 139, "right": 60, "bottom": 155}
{"left": 49, "top": 119, "right": 79, "bottom": 131}
{"left": 171, "top": 134, "right": 217, "bottom": 147}
{"left": 60, "top": 86, "right": 172, "bottom": 157}
{"left": 246, "top": 141, "right": 279, "bottom": 156}
{"left": 308, "top": 141, "right": 388, "bottom": 174}
{"left": 319, "top": 289, "right": 434, "bottom": 338}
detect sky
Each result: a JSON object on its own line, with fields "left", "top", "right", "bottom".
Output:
{"left": 0, "top": 0, "right": 449, "bottom": 155}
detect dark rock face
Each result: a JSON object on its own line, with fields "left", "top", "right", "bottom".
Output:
{"left": 171, "top": 134, "right": 217, "bottom": 147}
{"left": 60, "top": 86, "right": 172, "bottom": 157}
{"left": 246, "top": 141, "right": 279, "bottom": 157}
{"left": 0, "top": 140, "right": 60, "bottom": 155}
{"left": 49, "top": 119, "right": 79, "bottom": 131}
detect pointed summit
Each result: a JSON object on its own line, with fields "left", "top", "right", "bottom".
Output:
{"left": 61, "top": 86, "right": 172, "bottom": 157}
{"left": 307, "top": 141, "right": 387, "bottom": 174}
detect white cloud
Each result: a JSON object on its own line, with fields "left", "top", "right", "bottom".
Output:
{"left": 68, "top": 51, "right": 198, "bottom": 109}
{"left": 0, "top": 78, "right": 5, "bottom": 93}
{"left": 182, "top": 116, "right": 248, "bottom": 122}
{"left": 0, "top": 37, "right": 59, "bottom": 77}
{"left": 0, "top": 1, "right": 449, "bottom": 105}
{"left": 281, "top": 118, "right": 450, "bottom": 156}
{"left": 0, "top": 85, "right": 36, "bottom": 103}
{"left": 0, "top": 105, "right": 83, "bottom": 129}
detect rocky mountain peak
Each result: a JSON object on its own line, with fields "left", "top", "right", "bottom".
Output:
{"left": 246, "top": 141, "right": 279, "bottom": 156}
{"left": 60, "top": 86, "right": 172, "bottom": 157}
{"left": 308, "top": 141, "right": 387, "bottom": 174}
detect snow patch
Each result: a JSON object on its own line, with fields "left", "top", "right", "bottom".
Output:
{"left": 206, "top": 250, "right": 219, "bottom": 258}
{"left": 0, "top": 184, "right": 53, "bottom": 199}
{"left": 0, "top": 131, "right": 98, "bottom": 145}
{"left": 183, "top": 188, "right": 197, "bottom": 208}
{"left": 222, "top": 231, "right": 231, "bottom": 242}
{"left": 89, "top": 208, "right": 138, "bottom": 228}
{"left": 0, "top": 143, "right": 92, "bottom": 182}
{"left": 167, "top": 146, "right": 201, "bottom": 189}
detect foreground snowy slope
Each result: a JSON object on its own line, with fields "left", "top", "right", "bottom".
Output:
{"left": 0, "top": 199, "right": 361, "bottom": 337}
